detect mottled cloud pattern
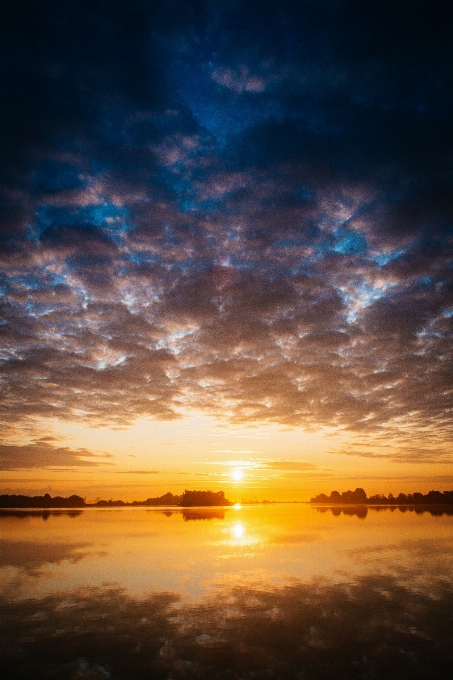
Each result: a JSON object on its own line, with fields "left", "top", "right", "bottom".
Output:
{"left": 1, "top": 1, "right": 452, "bottom": 458}
{"left": 0, "top": 441, "right": 112, "bottom": 470}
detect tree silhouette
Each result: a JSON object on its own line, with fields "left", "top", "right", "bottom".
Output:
{"left": 179, "top": 490, "right": 232, "bottom": 507}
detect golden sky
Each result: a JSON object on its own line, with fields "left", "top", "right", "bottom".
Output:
{"left": 2, "top": 413, "right": 452, "bottom": 501}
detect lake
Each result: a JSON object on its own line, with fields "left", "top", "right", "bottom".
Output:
{"left": 1, "top": 504, "right": 453, "bottom": 679}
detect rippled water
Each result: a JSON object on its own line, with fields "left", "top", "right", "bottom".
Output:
{"left": 1, "top": 505, "right": 453, "bottom": 679}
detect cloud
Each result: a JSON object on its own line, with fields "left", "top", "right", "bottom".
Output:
{"left": 261, "top": 461, "right": 321, "bottom": 471}
{"left": 211, "top": 66, "right": 266, "bottom": 94}
{"left": 206, "top": 459, "right": 334, "bottom": 478}
{"left": 0, "top": 0, "right": 451, "bottom": 464}
{"left": 116, "top": 470, "right": 160, "bottom": 474}
{"left": 0, "top": 442, "right": 113, "bottom": 470}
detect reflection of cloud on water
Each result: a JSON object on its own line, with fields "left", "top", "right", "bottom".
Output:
{"left": 1, "top": 575, "right": 453, "bottom": 680}
{"left": 344, "top": 537, "right": 453, "bottom": 592}
{"left": 348, "top": 537, "right": 453, "bottom": 560}
{"left": 347, "top": 537, "right": 453, "bottom": 570}
{"left": 270, "top": 532, "right": 319, "bottom": 545}
{"left": 0, "top": 539, "right": 98, "bottom": 574}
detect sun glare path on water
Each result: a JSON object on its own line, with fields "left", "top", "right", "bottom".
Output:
{"left": 233, "top": 523, "right": 244, "bottom": 539}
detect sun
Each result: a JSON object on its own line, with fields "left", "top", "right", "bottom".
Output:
{"left": 231, "top": 468, "right": 244, "bottom": 482}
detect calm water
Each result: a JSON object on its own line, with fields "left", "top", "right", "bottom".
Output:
{"left": 1, "top": 505, "right": 453, "bottom": 679}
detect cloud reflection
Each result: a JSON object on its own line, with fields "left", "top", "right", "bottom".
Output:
{"left": 1, "top": 575, "right": 452, "bottom": 680}
{"left": 0, "top": 539, "right": 93, "bottom": 574}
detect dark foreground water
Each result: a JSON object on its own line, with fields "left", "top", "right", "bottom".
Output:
{"left": 1, "top": 505, "right": 453, "bottom": 679}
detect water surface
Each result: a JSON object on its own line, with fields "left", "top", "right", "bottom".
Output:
{"left": 1, "top": 505, "right": 452, "bottom": 679}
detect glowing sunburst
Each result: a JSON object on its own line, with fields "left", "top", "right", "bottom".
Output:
{"left": 231, "top": 468, "right": 244, "bottom": 482}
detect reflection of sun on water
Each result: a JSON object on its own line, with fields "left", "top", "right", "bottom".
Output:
{"left": 217, "top": 514, "right": 261, "bottom": 549}
{"left": 233, "top": 523, "right": 244, "bottom": 539}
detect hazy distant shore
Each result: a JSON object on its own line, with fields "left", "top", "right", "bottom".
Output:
{"left": 310, "top": 487, "right": 453, "bottom": 505}
{"left": 2, "top": 488, "right": 453, "bottom": 509}
{"left": 0, "top": 489, "right": 233, "bottom": 509}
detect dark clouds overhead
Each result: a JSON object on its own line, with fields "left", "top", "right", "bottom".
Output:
{"left": 1, "top": 1, "right": 452, "bottom": 451}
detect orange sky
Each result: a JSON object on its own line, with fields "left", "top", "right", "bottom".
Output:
{"left": 2, "top": 413, "right": 452, "bottom": 502}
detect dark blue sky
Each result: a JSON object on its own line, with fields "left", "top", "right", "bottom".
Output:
{"left": 1, "top": 0, "right": 452, "bottom": 469}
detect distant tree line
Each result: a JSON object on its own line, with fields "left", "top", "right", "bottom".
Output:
{"left": 92, "top": 492, "right": 182, "bottom": 507}
{"left": 0, "top": 489, "right": 233, "bottom": 508}
{"left": 310, "top": 488, "right": 453, "bottom": 505}
{"left": 0, "top": 492, "right": 183, "bottom": 508}
{"left": 0, "top": 493, "right": 85, "bottom": 508}
{"left": 91, "top": 490, "right": 233, "bottom": 507}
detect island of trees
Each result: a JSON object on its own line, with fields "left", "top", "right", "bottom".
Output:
{"left": 310, "top": 488, "right": 453, "bottom": 505}
{"left": 0, "top": 493, "right": 87, "bottom": 508}
{"left": 0, "top": 489, "right": 233, "bottom": 509}
{"left": 179, "top": 490, "right": 232, "bottom": 506}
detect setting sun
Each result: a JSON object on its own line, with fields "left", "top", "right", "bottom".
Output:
{"left": 231, "top": 468, "right": 244, "bottom": 482}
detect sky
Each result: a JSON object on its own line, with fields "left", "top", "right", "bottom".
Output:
{"left": 1, "top": 0, "right": 452, "bottom": 501}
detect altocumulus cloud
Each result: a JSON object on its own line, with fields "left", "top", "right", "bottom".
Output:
{"left": 0, "top": 1, "right": 452, "bottom": 461}
{"left": 0, "top": 442, "right": 113, "bottom": 470}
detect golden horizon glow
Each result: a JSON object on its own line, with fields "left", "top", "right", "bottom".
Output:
{"left": 1, "top": 413, "right": 453, "bottom": 503}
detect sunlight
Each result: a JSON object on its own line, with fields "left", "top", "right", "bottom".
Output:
{"left": 233, "top": 522, "right": 244, "bottom": 539}
{"left": 231, "top": 468, "right": 244, "bottom": 482}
